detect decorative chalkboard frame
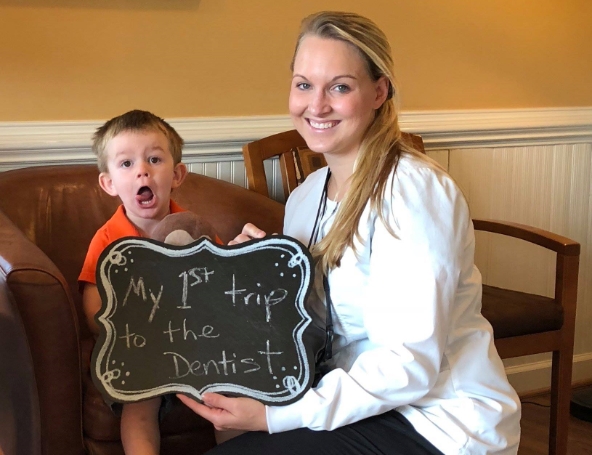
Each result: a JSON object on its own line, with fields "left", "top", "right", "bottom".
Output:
{"left": 91, "top": 235, "right": 321, "bottom": 406}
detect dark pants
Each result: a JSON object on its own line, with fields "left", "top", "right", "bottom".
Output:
{"left": 206, "top": 410, "right": 444, "bottom": 455}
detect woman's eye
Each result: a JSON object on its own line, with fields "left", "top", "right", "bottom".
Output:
{"left": 333, "top": 84, "right": 350, "bottom": 93}
{"left": 296, "top": 82, "right": 311, "bottom": 90}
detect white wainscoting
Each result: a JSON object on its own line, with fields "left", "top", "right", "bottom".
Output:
{"left": 448, "top": 142, "right": 592, "bottom": 393}
{"left": 2, "top": 107, "right": 592, "bottom": 393}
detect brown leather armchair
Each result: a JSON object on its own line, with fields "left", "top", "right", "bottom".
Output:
{"left": 0, "top": 164, "right": 284, "bottom": 455}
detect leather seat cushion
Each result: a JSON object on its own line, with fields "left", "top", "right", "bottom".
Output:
{"left": 482, "top": 284, "right": 563, "bottom": 339}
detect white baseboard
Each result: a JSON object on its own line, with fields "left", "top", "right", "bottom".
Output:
{"left": 506, "top": 353, "right": 592, "bottom": 394}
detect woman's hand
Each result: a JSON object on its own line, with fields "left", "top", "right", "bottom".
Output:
{"left": 177, "top": 393, "right": 268, "bottom": 432}
{"left": 228, "top": 223, "right": 267, "bottom": 245}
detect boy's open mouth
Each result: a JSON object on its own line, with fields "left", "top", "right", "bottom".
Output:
{"left": 136, "top": 186, "right": 155, "bottom": 205}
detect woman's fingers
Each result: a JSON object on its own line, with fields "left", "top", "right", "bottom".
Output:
{"left": 228, "top": 234, "right": 252, "bottom": 245}
{"left": 177, "top": 393, "right": 268, "bottom": 432}
{"left": 202, "top": 392, "right": 232, "bottom": 409}
{"left": 177, "top": 393, "right": 231, "bottom": 430}
{"left": 228, "top": 223, "right": 267, "bottom": 245}
{"left": 242, "top": 223, "right": 267, "bottom": 239}
{"left": 177, "top": 393, "right": 212, "bottom": 417}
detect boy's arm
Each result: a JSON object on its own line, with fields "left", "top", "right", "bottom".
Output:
{"left": 121, "top": 398, "right": 161, "bottom": 455}
{"left": 82, "top": 283, "right": 102, "bottom": 336}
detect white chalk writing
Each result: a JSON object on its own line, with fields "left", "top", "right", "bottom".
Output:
{"left": 178, "top": 267, "right": 215, "bottom": 309}
{"left": 163, "top": 319, "right": 220, "bottom": 343}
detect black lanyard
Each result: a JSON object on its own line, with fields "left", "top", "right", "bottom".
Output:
{"left": 307, "top": 169, "right": 334, "bottom": 362}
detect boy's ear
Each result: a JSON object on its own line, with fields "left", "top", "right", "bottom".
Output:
{"left": 98, "top": 172, "right": 119, "bottom": 197}
{"left": 171, "top": 163, "right": 188, "bottom": 190}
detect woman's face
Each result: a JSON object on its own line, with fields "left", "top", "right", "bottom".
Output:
{"left": 289, "top": 35, "right": 388, "bottom": 163}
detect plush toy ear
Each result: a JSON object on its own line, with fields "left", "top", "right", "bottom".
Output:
{"left": 163, "top": 230, "right": 196, "bottom": 246}
{"left": 151, "top": 212, "right": 217, "bottom": 245}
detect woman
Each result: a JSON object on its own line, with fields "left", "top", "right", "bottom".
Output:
{"left": 178, "top": 11, "right": 521, "bottom": 455}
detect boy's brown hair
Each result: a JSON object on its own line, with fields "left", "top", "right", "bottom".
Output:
{"left": 92, "top": 110, "right": 184, "bottom": 173}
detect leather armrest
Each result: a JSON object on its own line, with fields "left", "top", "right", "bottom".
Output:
{"left": 0, "top": 210, "right": 85, "bottom": 455}
{"left": 0, "top": 279, "right": 41, "bottom": 455}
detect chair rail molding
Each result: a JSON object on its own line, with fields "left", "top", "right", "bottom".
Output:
{"left": 0, "top": 107, "right": 591, "bottom": 169}
{"left": 400, "top": 107, "right": 592, "bottom": 149}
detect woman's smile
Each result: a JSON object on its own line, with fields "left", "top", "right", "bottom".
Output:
{"left": 307, "top": 119, "right": 340, "bottom": 130}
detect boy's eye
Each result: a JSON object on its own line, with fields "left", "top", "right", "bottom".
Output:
{"left": 149, "top": 156, "right": 161, "bottom": 164}
{"left": 121, "top": 160, "right": 132, "bottom": 168}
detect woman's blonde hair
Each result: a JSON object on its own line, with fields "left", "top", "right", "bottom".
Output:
{"left": 292, "top": 11, "right": 423, "bottom": 273}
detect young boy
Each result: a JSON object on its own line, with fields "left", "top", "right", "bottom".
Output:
{"left": 79, "top": 109, "right": 188, "bottom": 455}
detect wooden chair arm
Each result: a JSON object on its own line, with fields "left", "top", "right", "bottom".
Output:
{"left": 472, "top": 218, "right": 580, "bottom": 256}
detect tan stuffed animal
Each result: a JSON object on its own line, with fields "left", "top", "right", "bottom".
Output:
{"left": 150, "top": 212, "right": 218, "bottom": 246}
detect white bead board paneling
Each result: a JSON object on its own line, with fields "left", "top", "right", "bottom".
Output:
{"left": 186, "top": 158, "right": 246, "bottom": 188}
{"left": 185, "top": 156, "right": 286, "bottom": 203}
{"left": 425, "top": 150, "right": 449, "bottom": 170}
{"left": 449, "top": 143, "right": 592, "bottom": 388}
{"left": 185, "top": 142, "right": 592, "bottom": 391}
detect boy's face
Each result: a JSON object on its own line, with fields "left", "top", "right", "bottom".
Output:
{"left": 98, "top": 129, "right": 187, "bottom": 233}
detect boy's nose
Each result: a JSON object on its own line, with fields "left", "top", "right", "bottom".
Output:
{"left": 136, "top": 163, "right": 150, "bottom": 177}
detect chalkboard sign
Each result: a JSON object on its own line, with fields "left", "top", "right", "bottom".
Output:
{"left": 91, "top": 235, "right": 322, "bottom": 406}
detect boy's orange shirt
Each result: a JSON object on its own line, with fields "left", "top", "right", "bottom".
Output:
{"left": 78, "top": 200, "right": 185, "bottom": 285}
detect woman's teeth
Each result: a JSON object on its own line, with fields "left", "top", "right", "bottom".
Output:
{"left": 309, "top": 120, "right": 337, "bottom": 129}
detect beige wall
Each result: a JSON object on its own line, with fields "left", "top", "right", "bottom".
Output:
{"left": 1, "top": 0, "right": 591, "bottom": 121}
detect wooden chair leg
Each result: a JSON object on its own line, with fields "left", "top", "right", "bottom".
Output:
{"left": 549, "top": 349, "right": 573, "bottom": 455}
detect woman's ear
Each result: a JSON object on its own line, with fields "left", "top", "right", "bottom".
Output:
{"left": 373, "top": 76, "right": 390, "bottom": 109}
{"left": 98, "top": 172, "right": 118, "bottom": 197}
{"left": 171, "top": 162, "right": 188, "bottom": 190}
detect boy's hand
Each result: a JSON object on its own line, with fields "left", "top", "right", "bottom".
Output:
{"left": 177, "top": 393, "right": 268, "bottom": 432}
{"left": 228, "top": 223, "right": 267, "bottom": 245}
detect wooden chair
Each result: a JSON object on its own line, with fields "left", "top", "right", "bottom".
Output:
{"left": 243, "top": 130, "right": 423, "bottom": 200}
{"left": 242, "top": 129, "right": 580, "bottom": 455}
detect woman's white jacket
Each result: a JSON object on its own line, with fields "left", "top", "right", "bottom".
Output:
{"left": 265, "top": 153, "right": 521, "bottom": 455}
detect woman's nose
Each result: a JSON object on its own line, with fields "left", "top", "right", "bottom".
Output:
{"left": 308, "top": 91, "right": 330, "bottom": 116}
